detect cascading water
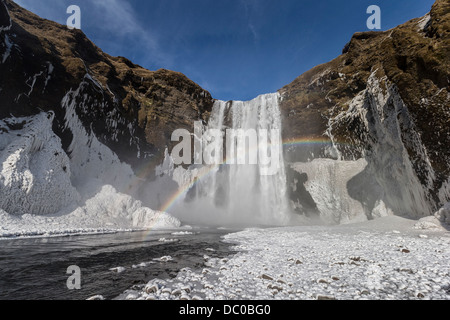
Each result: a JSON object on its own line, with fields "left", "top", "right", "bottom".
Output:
{"left": 170, "top": 93, "right": 291, "bottom": 226}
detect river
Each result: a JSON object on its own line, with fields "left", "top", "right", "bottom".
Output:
{"left": 0, "top": 229, "right": 235, "bottom": 300}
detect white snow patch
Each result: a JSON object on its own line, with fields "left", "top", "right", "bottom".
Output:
{"left": 417, "top": 13, "right": 431, "bottom": 32}
{"left": 158, "top": 238, "right": 179, "bottom": 243}
{"left": 413, "top": 200, "right": 450, "bottom": 231}
{"left": 132, "top": 261, "right": 155, "bottom": 269}
{"left": 86, "top": 295, "right": 105, "bottom": 301}
{"left": 153, "top": 256, "right": 174, "bottom": 262}
{"left": 413, "top": 216, "right": 446, "bottom": 231}
{"left": 110, "top": 267, "right": 126, "bottom": 273}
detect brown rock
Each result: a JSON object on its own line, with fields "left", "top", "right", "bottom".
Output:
{"left": 317, "top": 295, "right": 336, "bottom": 301}
{"left": 261, "top": 274, "right": 274, "bottom": 281}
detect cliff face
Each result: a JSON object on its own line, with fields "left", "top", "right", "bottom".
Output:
{"left": 0, "top": 0, "right": 213, "bottom": 172}
{"left": 281, "top": 0, "right": 450, "bottom": 221}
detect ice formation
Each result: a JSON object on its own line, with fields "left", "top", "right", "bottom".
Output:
{"left": 291, "top": 158, "right": 393, "bottom": 224}
{"left": 338, "top": 73, "right": 436, "bottom": 218}
{"left": 293, "top": 72, "right": 438, "bottom": 224}
{"left": 0, "top": 112, "right": 79, "bottom": 215}
{"left": 414, "top": 202, "right": 450, "bottom": 231}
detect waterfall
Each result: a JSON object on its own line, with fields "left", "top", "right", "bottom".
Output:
{"left": 171, "top": 93, "right": 290, "bottom": 226}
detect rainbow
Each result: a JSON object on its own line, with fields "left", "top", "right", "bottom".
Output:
{"left": 136, "top": 136, "right": 354, "bottom": 236}
{"left": 158, "top": 136, "right": 344, "bottom": 213}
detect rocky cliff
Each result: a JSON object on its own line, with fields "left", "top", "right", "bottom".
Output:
{"left": 281, "top": 0, "right": 449, "bottom": 222}
{"left": 0, "top": 0, "right": 207, "bottom": 229}
{"left": 0, "top": 0, "right": 213, "bottom": 171}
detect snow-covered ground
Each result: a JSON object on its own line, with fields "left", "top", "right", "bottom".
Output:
{"left": 118, "top": 216, "right": 450, "bottom": 300}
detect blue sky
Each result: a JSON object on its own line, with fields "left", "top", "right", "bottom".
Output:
{"left": 15, "top": 0, "right": 434, "bottom": 101}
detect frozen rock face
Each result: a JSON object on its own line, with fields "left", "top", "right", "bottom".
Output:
{"left": 281, "top": 0, "right": 450, "bottom": 221}
{"left": 0, "top": 78, "right": 182, "bottom": 231}
{"left": 288, "top": 74, "right": 439, "bottom": 224}
{"left": 328, "top": 73, "right": 435, "bottom": 219}
{"left": 0, "top": 112, "right": 79, "bottom": 215}
{"left": 0, "top": 0, "right": 197, "bottom": 232}
{"left": 61, "top": 78, "right": 136, "bottom": 190}
{"left": 290, "top": 159, "right": 394, "bottom": 224}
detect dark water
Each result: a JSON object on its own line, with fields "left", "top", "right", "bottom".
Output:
{"left": 0, "top": 229, "right": 235, "bottom": 300}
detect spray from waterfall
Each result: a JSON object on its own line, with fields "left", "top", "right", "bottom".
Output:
{"left": 163, "top": 93, "right": 291, "bottom": 226}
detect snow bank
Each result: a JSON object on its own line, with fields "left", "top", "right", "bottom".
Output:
{"left": 414, "top": 202, "right": 450, "bottom": 231}
{"left": 0, "top": 112, "right": 79, "bottom": 215}
{"left": 0, "top": 184, "right": 180, "bottom": 239}
{"left": 69, "top": 184, "right": 180, "bottom": 229}
{"left": 435, "top": 202, "right": 450, "bottom": 225}
{"left": 119, "top": 216, "right": 450, "bottom": 300}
